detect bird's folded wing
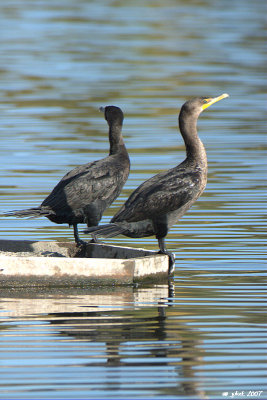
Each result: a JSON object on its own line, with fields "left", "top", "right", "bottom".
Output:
{"left": 113, "top": 169, "right": 202, "bottom": 222}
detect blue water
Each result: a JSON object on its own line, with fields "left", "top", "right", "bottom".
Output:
{"left": 0, "top": 0, "right": 266, "bottom": 399}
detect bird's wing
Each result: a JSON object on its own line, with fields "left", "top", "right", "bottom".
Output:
{"left": 42, "top": 157, "right": 128, "bottom": 213}
{"left": 113, "top": 166, "right": 203, "bottom": 223}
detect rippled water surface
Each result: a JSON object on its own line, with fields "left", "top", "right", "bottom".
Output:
{"left": 0, "top": 0, "right": 266, "bottom": 399}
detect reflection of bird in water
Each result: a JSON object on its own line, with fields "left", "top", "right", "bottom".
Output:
{"left": 85, "top": 94, "right": 229, "bottom": 271}
{"left": 48, "top": 285, "right": 206, "bottom": 398}
{"left": 7, "top": 106, "right": 130, "bottom": 245}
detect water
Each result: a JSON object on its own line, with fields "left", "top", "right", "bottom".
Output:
{"left": 0, "top": 0, "right": 266, "bottom": 399}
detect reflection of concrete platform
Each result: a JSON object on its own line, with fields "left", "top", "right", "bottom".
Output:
{"left": 0, "top": 240, "right": 170, "bottom": 287}
{"left": 0, "top": 285, "right": 170, "bottom": 317}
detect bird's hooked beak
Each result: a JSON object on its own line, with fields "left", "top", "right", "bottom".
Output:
{"left": 99, "top": 106, "right": 105, "bottom": 113}
{"left": 202, "top": 93, "right": 229, "bottom": 111}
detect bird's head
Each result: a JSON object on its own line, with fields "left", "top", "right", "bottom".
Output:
{"left": 181, "top": 93, "right": 229, "bottom": 117}
{"left": 99, "top": 105, "right": 124, "bottom": 126}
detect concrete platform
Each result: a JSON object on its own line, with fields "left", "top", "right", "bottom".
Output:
{"left": 0, "top": 240, "right": 171, "bottom": 287}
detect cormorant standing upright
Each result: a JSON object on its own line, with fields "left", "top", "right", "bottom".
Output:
{"left": 7, "top": 106, "right": 130, "bottom": 245}
{"left": 84, "top": 94, "right": 229, "bottom": 272}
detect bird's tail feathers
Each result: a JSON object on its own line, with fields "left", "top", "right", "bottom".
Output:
{"left": 84, "top": 223, "right": 125, "bottom": 238}
{"left": 5, "top": 207, "right": 51, "bottom": 219}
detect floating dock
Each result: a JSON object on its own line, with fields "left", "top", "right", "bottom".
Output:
{"left": 0, "top": 240, "right": 171, "bottom": 287}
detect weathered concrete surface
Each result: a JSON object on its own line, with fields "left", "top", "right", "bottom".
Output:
{"left": 0, "top": 240, "right": 170, "bottom": 287}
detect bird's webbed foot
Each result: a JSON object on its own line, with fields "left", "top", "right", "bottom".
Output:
{"left": 75, "top": 239, "right": 87, "bottom": 247}
{"left": 158, "top": 249, "right": 175, "bottom": 275}
{"left": 158, "top": 237, "right": 175, "bottom": 275}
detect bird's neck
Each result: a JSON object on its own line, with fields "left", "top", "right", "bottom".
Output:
{"left": 179, "top": 111, "right": 207, "bottom": 167}
{"left": 109, "top": 123, "right": 126, "bottom": 155}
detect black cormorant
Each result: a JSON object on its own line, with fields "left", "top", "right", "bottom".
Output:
{"left": 84, "top": 94, "right": 229, "bottom": 272}
{"left": 7, "top": 106, "right": 130, "bottom": 245}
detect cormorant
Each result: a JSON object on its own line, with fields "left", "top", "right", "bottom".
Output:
{"left": 7, "top": 106, "right": 130, "bottom": 245}
{"left": 84, "top": 94, "right": 229, "bottom": 272}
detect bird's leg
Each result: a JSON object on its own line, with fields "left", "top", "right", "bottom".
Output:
{"left": 158, "top": 237, "right": 175, "bottom": 275}
{"left": 158, "top": 237, "right": 167, "bottom": 253}
{"left": 73, "top": 224, "right": 87, "bottom": 246}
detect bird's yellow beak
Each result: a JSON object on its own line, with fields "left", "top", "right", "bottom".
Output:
{"left": 202, "top": 93, "right": 229, "bottom": 111}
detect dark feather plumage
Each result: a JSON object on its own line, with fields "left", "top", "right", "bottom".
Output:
{"left": 6, "top": 106, "right": 130, "bottom": 245}
{"left": 84, "top": 94, "right": 229, "bottom": 272}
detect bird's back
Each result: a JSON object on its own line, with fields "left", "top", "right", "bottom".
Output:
{"left": 42, "top": 150, "right": 130, "bottom": 226}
